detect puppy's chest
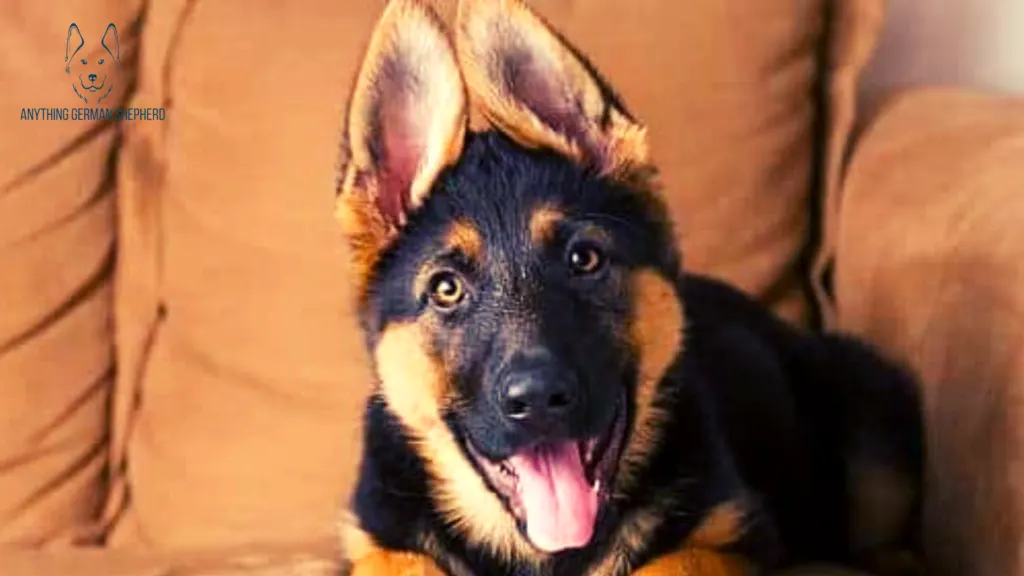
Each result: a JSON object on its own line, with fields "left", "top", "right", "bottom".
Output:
{"left": 441, "top": 515, "right": 663, "bottom": 576}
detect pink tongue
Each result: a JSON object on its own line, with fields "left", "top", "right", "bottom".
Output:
{"left": 507, "top": 442, "right": 598, "bottom": 553}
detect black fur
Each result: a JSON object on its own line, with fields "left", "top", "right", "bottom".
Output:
{"left": 347, "top": 131, "right": 924, "bottom": 575}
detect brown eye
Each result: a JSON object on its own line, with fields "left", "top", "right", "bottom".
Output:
{"left": 428, "top": 271, "right": 465, "bottom": 309}
{"left": 567, "top": 244, "right": 605, "bottom": 275}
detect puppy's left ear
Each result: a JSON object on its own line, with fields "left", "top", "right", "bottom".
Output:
{"left": 455, "top": 0, "right": 648, "bottom": 177}
{"left": 102, "top": 24, "right": 120, "bottom": 64}
{"left": 336, "top": 0, "right": 467, "bottom": 282}
{"left": 65, "top": 23, "right": 84, "bottom": 74}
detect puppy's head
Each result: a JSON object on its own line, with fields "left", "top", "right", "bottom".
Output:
{"left": 65, "top": 23, "right": 120, "bottom": 102}
{"left": 337, "top": 0, "right": 685, "bottom": 560}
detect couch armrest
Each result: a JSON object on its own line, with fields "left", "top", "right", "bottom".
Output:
{"left": 831, "top": 87, "right": 1024, "bottom": 576}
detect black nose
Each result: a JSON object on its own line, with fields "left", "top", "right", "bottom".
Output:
{"left": 499, "top": 351, "right": 579, "bottom": 432}
{"left": 88, "top": 74, "right": 97, "bottom": 81}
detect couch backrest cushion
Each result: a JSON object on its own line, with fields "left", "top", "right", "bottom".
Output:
{"left": 0, "top": 2, "right": 141, "bottom": 546}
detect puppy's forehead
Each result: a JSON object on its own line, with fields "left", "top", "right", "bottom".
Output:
{"left": 429, "top": 197, "right": 560, "bottom": 268}
{"left": 428, "top": 134, "right": 588, "bottom": 238}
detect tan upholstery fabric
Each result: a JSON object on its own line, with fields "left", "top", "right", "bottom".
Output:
{"left": 102, "top": 0, "right": 888, "bottom": 550}
{"left": 0, "top": 2, "right": 141, "bottom": 545}
{"left": 812, "top": 0, "right": 887, "bottom": 327}
{"left": 107, "top": 0, "right": 382, "bottom": 548}
{"left": 833, "top": 88, "right": 1024, "bottom": 576}
{"left": 0, "top": 540, "right": 338, "bottom": 576}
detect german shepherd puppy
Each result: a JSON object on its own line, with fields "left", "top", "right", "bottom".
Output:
{"left": 336, "top": 1, "right": 923, "bottom": 575}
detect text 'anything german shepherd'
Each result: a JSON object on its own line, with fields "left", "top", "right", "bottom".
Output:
{"left": 335, "top": 1, "right": 924, "bottom": 575}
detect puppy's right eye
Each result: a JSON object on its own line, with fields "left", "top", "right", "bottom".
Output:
{"left": 567, "top": 243, "right": 606, "bottom": 276}
{"left": 81, "top": 59, "right": 87, "bottom": 64}
{"left": 428, "top": 271, "right": 466, "bottom": 310}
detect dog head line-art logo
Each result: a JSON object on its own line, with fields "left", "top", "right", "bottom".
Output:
{"left": 65, "top": 22, "right": 120, "bottom": 105}
{"left": 17, "top": 21, "right": 164, "bottom": 122}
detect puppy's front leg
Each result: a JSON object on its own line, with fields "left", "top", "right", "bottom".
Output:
{"left": 342, "top": 518, "right": 446, "bottom": 576}
{"left": 631, "top": 547, "right": 755, "bottom": 576}
{"left": 348, "top": 550, "right": 447, "bottom": 576}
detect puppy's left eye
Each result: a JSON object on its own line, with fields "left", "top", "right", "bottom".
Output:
{"left": 428, "top": 271, "right": 466, "bottom": 310}
{"left": 98, "top": 59, "right": 105, "bottom": 64}
{"left": 567, "top": 243, "right": 606, "bottom": 276}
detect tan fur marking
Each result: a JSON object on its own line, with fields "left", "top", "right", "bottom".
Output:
{"left": 373, "top": 322, "right": 544, "bottom": 567}
{"left": 444, "top": 219, "right": 485, "bottom": 262}
{"left": 454, "top": 0, "right": 648, "bottom": 179}
{"left": 335, "top": 192, "right": 395, "bottom": 297}
{"left": 617, "top": 269, "right": 685, "bottom": 492}
{"left": 630, "top": 547, "right": 754, "bottom": 576}
{"left": 376, "top": 322, "right": 449, "bottom": 432}
{"left": 601, "top": 108, "right": 652, "bottom": 180}
{"left": 686, "top": 500, "right": 748, "bottom": 549}
{"left": 341, "top": 512, "right": 473, "bottom": 576}
{"left": 349, "top": 550, "right": 447, "bottom": 576}
{"left": 339, "top": 513, "right": 380, "bottom": 564}
{"left": 529, "top": 204, "right": 564, "bottom": 246}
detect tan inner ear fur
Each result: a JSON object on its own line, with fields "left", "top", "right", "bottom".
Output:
{"left": 336, "top": 0, "right": 468, "bottom": 290}
{"left": 454, "top": 0, "right": 650, "bottom": 180}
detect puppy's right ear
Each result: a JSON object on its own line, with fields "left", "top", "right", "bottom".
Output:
{"left": 336, "top": 0, "right": 467, "bottom": 283}
{"left": 65, "top": 23, "right": 84, "bottom": 74}
{"left": 102, "top": 23, "right": 120, "bottom": 65}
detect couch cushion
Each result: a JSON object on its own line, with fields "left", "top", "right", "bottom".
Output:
{"left": 110, "top": 0, "right": 885, "bottom": 549}
{"left": 0, "top": 540, "right": 338, "bottom": 576}
{"left": 833, "top": 88, "right": 1024, "bottom": 576}
{"left": 0, "top": 2, "right": 141, "bottom": 545}
{"left": 107, "top": 0, "right": 382, "bottom": 548}
{"left": 811, "top": 0, "right": 887, "bottom": 326}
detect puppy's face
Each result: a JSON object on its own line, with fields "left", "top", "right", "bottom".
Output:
{"left": 65, "top": 23, "right": 120, "bottom": 101}
{"left": 338, "top": 0, "right": 684, "bottom": 559}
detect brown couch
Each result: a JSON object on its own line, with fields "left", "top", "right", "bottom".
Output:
{"left": 1, "top": 0, "right": 1021, "bottom": 575}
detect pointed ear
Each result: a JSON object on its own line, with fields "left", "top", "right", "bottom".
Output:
{"left": 336, "top": 0, "right": 468, "bottom": 279}
{"left": 102, "top": 24, "right": 120, "bottom": 64}
{"left": 455, "top": 0, "right": 649, "bottom": 177}
{"left": 65, "top": 23, "right": 84, "bottom": 74}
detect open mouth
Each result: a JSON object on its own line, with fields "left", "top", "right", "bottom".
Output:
{"left": 464, "top": 394, "right": 628, "bottom": 553}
